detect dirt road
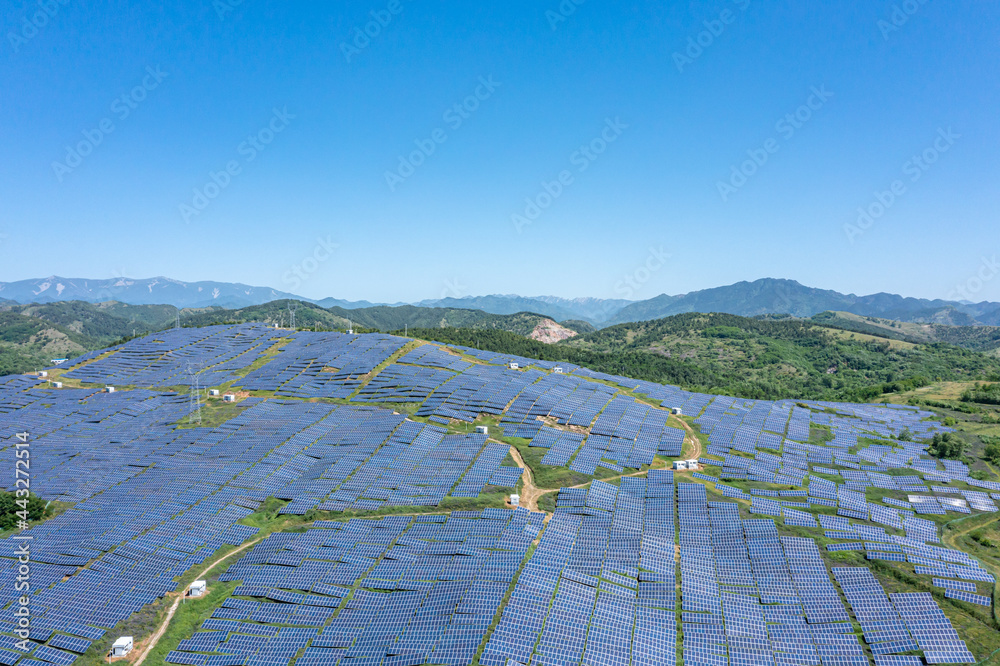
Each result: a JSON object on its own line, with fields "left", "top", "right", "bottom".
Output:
{"left": 133, "top": 537, "right": 264, "bottom": 665}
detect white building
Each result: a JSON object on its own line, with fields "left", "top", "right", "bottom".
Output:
{"left": 52, "top": 382, "right": 63, "bottom": 389}
{"left": 671, "top": 407, "right": 683, "bottom": 415}
{"left": 508, "top": 362, "right": 519, "bottom": 370}
{"left": 37, "top": 371, "right": 48, "bottom": 378}
{"left": 209, "top": 389, "right": 220, "bottom": 397}
{"left": 553, "top": 367, "right": 564, "bottom": 374}
{"left": 672, "top": 460, "right": 689, "bottom": 471}
{"left": 475, "top": 426, "right": 488, "bottom": 435}
{"left": 190, "top": 580, "right": 207, "bottom": 597}
{"left": 111, "top": 637, "right": 133, "bottom": 657}
{"left": 105, "top": 386, "right": 116, "bottom": 393}
{"left": 510, "top": 494, "right": 520, "bottom": 508}
{"left": 223, "top": 394, "right": 236, "bottom": 403}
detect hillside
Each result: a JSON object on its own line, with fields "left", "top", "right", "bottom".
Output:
{"left": 563, "top": 313, "right": 1000, "bottom": 400}
{"left": 178, "top": 300, "right": 582, "bottom": 341}
{"left": 0, "top": 311, "right": 98, "bottom": 375}
{"left": 813, "top": 311, "right": 1000, "bottom": 354}
{"left": 401, "top": 314, "right": 1000, "bottom": 402}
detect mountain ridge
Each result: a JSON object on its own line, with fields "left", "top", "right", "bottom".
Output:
{"left": 3, "top": 276, "right": 1000, "bottom": 327}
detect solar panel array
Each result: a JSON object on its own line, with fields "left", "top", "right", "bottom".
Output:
{"left": 167, "top": 509, "right": 544, "bottom": 665}
{"left": 63, "top": 324, "right": 279, "bottom": 388}
{"left": 0, "top": 328, "right": 994, "bottom": 664}
{"left": 237, "top": 332, "right": 406, "bottom": 398}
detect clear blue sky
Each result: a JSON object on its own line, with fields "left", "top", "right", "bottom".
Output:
{"left": 2, "top": 1, "right": 998, "bottom": 303}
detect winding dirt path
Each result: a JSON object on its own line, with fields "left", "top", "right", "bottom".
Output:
{"left": 673, "top": 417, "right": 702, "bottom": 459}
{"left": 133, "top": 536, "right": 265, "bottom": 665}
{"left": 507, "top": 446, "right": 542, "bottom": 513}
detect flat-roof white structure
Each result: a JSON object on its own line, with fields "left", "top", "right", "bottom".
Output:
{"left": 671, "top": 407, "right": 682, "bottom": 415}
{"left": 553, "top": 367, "right": 563, "bottom": 374}
{"left": 190, "top": 580, "right": 207, "bottom": 597}
{"left": 37, "top": 371, "right": 48, "bottom": 378}
{"left": 52, "top": 381, "right": 63, "bottom": 389}
{"left": 475, "top": 426, "right": 488, "bottom": 435}
{"left": 105, "top": 386, "right": 116, "bottom": 393}
{"left": 508, "top": 362, "right": 519, "bottom": 370}
{"left": 209, "top": 389, "right": 220, "bottom": 396}
{"left": 510, "top": 494, "right": 520, "bottom": 508}
{"left": 111, "top": 636, "right": 133, "bottom": 656}
{"left": 223, "top": 394, "right": 236, "bottom": 403}
{"left": 672, "top": 460, "right": 689, "bottom": 470}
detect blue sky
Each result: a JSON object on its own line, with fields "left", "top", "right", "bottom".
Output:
{"left": 2, "top": 0, "right": 998, "bottom": 303}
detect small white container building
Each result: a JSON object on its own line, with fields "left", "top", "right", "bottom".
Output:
{"left": 553, "top": 367, "right": 564, "bottom": 374}
{"left": 105, "top": 386, "right": 116, "bottom": 393}
{"left": 671, "top": 407, "right": 683, "bottom": 415}
{"left": 223, "top": 394, "right": 236, "bottom": 403}
{"left": 190, "top": 580, "right": 207, "bottom": 597}
{"left": 111, "top": 636, "right": 133, "bottom": 657}
{"left": 510, "top": 494, "right": 520, "bottom": 508}
{"left": 37, "top": 371, "right": 48, "bottom": 378}
{"left": 475, "top": 426, "right": 488, "bottom": 435}
{"left": 672, "top": 460, "right": 689, "bottom": 471}
{"left": 209, "top": 389, "right": 220, "bottom": 397}
{"left": 686, "top": 459, "right": 700, "bottom": 469}
{"left": 508, "top": 362, "right": 519, "bottom": 370}
{"left": 52, "top": 382, "right": 63, "bottom": 389}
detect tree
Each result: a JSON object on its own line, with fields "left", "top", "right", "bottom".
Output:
{"left": 927, "top": 433, "right": 963, "bottom": 460}
{"left": 985, "top": 442, "right": 1000, "bottom": 466}
{"left": 0, "top": 492, "right": 50, "bottom": 530}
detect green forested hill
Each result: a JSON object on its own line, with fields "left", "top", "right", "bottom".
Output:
{"left": 812, "top": 311, "right": 1000, "bottom": 354}
{"left": 179, "top": 300, "right": 571, "bottom": 336}
{"left": 402, "top": 313, "right": 1000, "bottom": 402}
{"left": 562, "top": 313, "right": 1000, "bottom": 399}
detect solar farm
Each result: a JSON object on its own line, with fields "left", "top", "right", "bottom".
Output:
{"left": 0, "top": 324, "right": 997, "bottom": 665}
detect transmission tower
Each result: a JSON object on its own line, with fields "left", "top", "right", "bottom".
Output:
{"left": 187, "top": 362, "right": 202, "bottom": 425}
{"left": 176, "top": 310, "right": 181, "bottom": 329}
{"left": 288, "top": 303, "right": 298, "bottom": 329}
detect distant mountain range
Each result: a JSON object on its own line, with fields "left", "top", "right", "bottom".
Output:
{"left": 3, "top": 276, "right": 1000, "bottom": 327}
